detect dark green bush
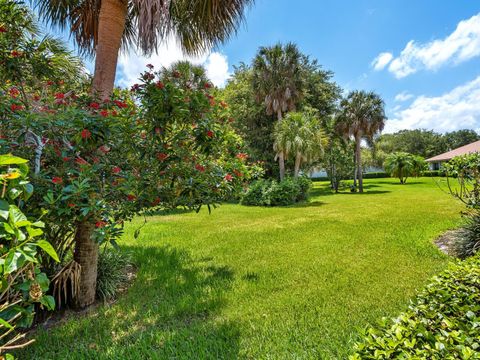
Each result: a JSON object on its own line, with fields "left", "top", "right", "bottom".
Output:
{"left": 423, "top": 170, "right": 446, "bottom": 177}
{"left": 363, "top": 172, "right": 390, "bottom": 179}
{"left": 241, "top": 177, "right": 312, "bottom": 206}
{"left": 96, "top": 248, "right": 133, "bottom": 302}
{"left": 351, "top": 255, "right": 480, "bottom": 359}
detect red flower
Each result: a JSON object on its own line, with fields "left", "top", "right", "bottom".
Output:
{"left": 113, "top": 100, "right": 128, "bottom": 108}
{"left": 220, "top": 101, "right": 228, "bottom": 108}
{"left": 127, "top": 194, "right": 136, "bottom": 201}
{"left": 236, "top": 153, "right": 248, "bottom": 160}
{"left": 0, "top": 26, "right": 7, "bottom": 33}
{"left": 112, "top": 166, "right": 121, "bottom": 174}
{"left": 209, "top": 98, "right": 215, "bottom": 106}
{"left": 98, "top": 145, "right": 110, "bottom": 154}
{"left": 224, "top": 174, "right": 233, "bottom": 182}
{"left": 206, "top": 130, "right": 214, "bottom": 138}
{"left": 111, "top": 110, "right": 118, "bottom": 116}
{"left": 52, "top": 177, "right": 63, "bottom": 185}
{"left": 152, "top": 197, "right": 161, "bottom": 206}
{"left": 55, "top": 93, "right": 65, "bottom": 99}
{"left": 195, "top": 164, "right": 205, "bottom": 172}
{"left": 156, "top": 153, "right": 168, "bottom": 161}
{"left": 204, "top": 82, "right": 212, "bottom": 89}
{"left": 233, "top": 170, "right": 243, "bottom": 177}
{"left": 131, "top": 84, "right": 140, "bottom": 92}
{"left": 10, "top": 104, "right": 23, "bottom": 112}
{"left": 46, "top": 80, "right": 55, "bottom": 86}
{"left": 100, "top": 109, "right": 109, "bottom": 117}
{"left": 89, "top": 102, "right": 100, "bottom": 109}
{"left": 81, "top": 129, "right": 91, "bottom": 139}
{"left": 75, "top": 157, "right": 89, "bottom": 166}
{"left": 11, "top": 50, "right": 21, "bottom": 58}
{"left": 62, "top": 157, "right": 70, "bottom": 162}
{"left": 95, "top": 221, "right": 107, "bottom": 228}
{"left": 67, "top": 203, "right": 76, "bottom": 208}
{"left": 8, "top": 88, "right": 19, "bottom": 98}
{"left": 33, "top": 95, "right": 41, "bottom": 101}
{"left": 155, "top": 127, "right": 162, "bottom": 135}
{"left": 155, "top": 81, "right": 165, "bottom": 89}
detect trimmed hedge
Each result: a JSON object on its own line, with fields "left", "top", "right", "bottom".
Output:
{"left": 350, "top": 255, "right": 480, "bottom": 359}
{"left": 423, "top": 170, "right": 446, "bottom": 177}
{"left": 241, "top": 177, "right": 312, "bottom": 206}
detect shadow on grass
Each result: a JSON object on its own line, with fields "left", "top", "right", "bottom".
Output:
{"left": 19, "top": 246, "right": 240, "bottom": 360}
{"left": 309, "top": 184, "right": 390, "bottom": 197}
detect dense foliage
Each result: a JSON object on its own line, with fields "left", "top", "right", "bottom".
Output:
{"left": 96, "top": 247, "right": 132, "bottom": 302}
{"left": 351, "top": 255, "right": 480, "bottom": 359}
{"left": 384, "top": 152, "right": 427, "bottom": 184}
{"left": 0, "top": 155, "right": 58, "bottom": 356}
{"left": 241, "top": 177, "right": 311, "bottom": 206}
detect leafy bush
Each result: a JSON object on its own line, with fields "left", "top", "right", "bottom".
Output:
{"left": 351, "top": 255, "right": 480, "bottom": 359}
{"left": 363, "top": 172, "right": 390, "bottom": 179}
{"left": 96, "top": 248, "right": 132, "bottom": 302}
{"left": 241, "top": 177, "right": 311, "bottom": 206}
{"left": 452, "top": 211, "right": 480, "bottom": 259}
{"left": 0, "top": 154, "right": 58, "bottom": 355}
{"left": 423, "top": 170, "right": 446, "bottom": 177}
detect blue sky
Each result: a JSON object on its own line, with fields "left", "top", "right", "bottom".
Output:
{"left": 56, "top": 0, "right": 480, "bottom": 133}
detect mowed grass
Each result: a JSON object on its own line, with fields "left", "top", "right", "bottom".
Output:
{"left": 21, "top": 178, "right": 463, "bottom": 359}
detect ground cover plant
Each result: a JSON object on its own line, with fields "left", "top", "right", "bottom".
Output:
{"left": 19, "top": 178, "right": 462, "bottom": 359}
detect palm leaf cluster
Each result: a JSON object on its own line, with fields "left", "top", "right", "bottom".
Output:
{"left": 36, "top": 0, "right": 254, "bottom": 57}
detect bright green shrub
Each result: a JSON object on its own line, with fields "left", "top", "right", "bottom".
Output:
{"left": 351, "top": 256, "right": 480, "bottom": 359}
{"left": 241, "top": 177, "right": 311, "bottom": 206}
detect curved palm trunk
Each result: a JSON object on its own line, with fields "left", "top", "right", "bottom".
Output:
{"left": 355, "top": 134, "right": 363, "bottom": 192}
{"left": 73, "top": 221, "right": 98, "bottom": 308}
{"left": 294, "top": 152, "right": 302, "bottom": 178}
{"left": 92, "top": 0, "right": 128, "bottom": 99}
{"left": 277, "top": 110, "right": 286, "bottom": 180}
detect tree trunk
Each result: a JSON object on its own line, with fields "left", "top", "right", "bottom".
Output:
{"left": 73, "top": 221, "right": 98, "bottom": 308}
{"left": 92, "top": 0, "right": 128, "bottom": 100}
{"left": 277, "top": 110, "right": 286, "bottom": 180}
{"left": 353, "top": 154, "right": 357, "bottom": 187}
{"left": 356, "top": 135, "right": 363, "bottom": 193}
{"left": 294, "top": 152, "right": 302, "bottom": 178}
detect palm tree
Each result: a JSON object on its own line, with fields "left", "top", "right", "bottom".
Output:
{"left": 385, "top": 152, "right": 414, "bottom": 184}
{"left": 252, "top": 42, "right": 304, "bottom": 180}
{"left": 273, "top": 111, "right": 326, "bottom": 178}
{"left": 36, "top": 0, "right": 253, "bottom": 99}
{"left": 336, "top": 90, "right": 386, "bottom": 192}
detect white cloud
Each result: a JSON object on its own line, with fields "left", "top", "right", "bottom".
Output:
{"left": 374, "top": 13, "right": 480, "bottom": 78}
{"left": 116, "top": 37, "right": 230, "bottom": 88}
{"left": 394, "top": 91, "right": 414, "bottom": 102}
{"left": 385, "top": 75, "right": 480, "bottom": 133}
{"left": 371, "top": 52, "right": 393, "bottom": 70}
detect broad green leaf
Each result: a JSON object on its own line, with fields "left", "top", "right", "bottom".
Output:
{"left": 9, "top": 205, "right": 27, "bottom": 225}
{"left": 0, "top": 318, "right": 14, "bottom": 330}
{"left": 0, "top": 200, "right": 9, "bottom": 220}
{"left": 0, "top": 154, "right": 28, "bottom": 165}
{"left": 35, "top": 240, "right": 60, "bottom": 262}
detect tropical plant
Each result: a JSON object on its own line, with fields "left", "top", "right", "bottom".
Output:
{"left": 241, "top": 177, "right": 311, "bottom": 206}
{"left": 384, "top": 152, "right": 414, "bottom": 184}
{"left": 1, "top": 64, "right": 257, "bottom": 308}
{"left": 273, "top": 111, "right": 326, "bottom": 177}
{"left": 410, "top": 155, "right": 427, "bottom": 177}
{"left": 96, "top": 247, "right": 132, "bottom": 302}
{"left": 36, "top": 0, "right": 253, "bottom": 98}
{"left": 336, "top": 90, "right": 386, "bottom": 192}
{"left": 0, "top": 0, "right": 85, "bottom": 106}
{"left": 0, "top": 154, "right": 59, "bottom": 357}
{"left": 252, "top": 42, "right": 304, "bottom": 180}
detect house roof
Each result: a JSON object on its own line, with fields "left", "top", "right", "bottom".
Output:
{"left": 426, "top": 140, "right": 480, "bottom": 162}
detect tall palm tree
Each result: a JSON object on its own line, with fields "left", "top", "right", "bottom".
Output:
{"left": 337, "top": 90, "right": 386, "bottom": 192}
{"left": 36, "top": 0, "right": 253, "bottom": 98}
{"left": 252, "top": 42, "right": 304, "bottom": 180}
{"left": 273, "top": 111, "right": 326, "bottom": 178}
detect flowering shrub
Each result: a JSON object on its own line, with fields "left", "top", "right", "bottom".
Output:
{"left": 0, "top": 154, "right": 58, "bottom": 356}
{"left": 0, "top": 62, "right": 261, "bottom": 307}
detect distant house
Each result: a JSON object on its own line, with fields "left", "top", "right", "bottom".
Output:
{"left": 426, "top": 140, "right": 480, "bottom": 170}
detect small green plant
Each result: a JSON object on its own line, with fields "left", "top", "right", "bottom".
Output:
{"left": 351, "top": 255, "right": 480, "bottom": 359}
{"left": 96, "top": 248, "right": 132, "bottom": 302}
{"left": 452, "top": 211, "right": 480, "bottom": 259}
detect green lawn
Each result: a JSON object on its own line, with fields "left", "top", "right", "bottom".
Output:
{"left": 21, "top": 178, "right": 462, "bottom": 359}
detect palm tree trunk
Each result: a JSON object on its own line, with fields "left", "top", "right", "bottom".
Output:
{"left": 277, "top": 110, "right": 286, "bottom": 180}
{"left": 356, "top": 135, "right": 363, "bottom": 192}
{"left": 92, "top": 0, "right": 128, "bottom": 100}
{"left": 294, "top": 152, "right": 302, "bottom": 178}
{"left": 73, "top": 221, "right": 98, "bottom": 308}
{"left": 353, "top": 154, "right": 357, "bottom": 187}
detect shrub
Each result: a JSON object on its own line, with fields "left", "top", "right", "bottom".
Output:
{"left": 96, "top": 248, "right": 132, "bottom": 302}
{"left": 363, "top": 172, "right": 390, "bottom": 179}
{"left": 351, "top": 255, "right": 480, "bottom": 359}
{"left": 423, "top": 170, "right": 446, "bottom": 177}
{"left": 452, "top": 211, "right": 480, "bottom": 259}
{"left": 241, "top": 177, "right": 311, "bottom": 206}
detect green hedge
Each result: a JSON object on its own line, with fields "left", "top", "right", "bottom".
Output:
{"left": 350, "top": 255, "right": 480, "bottom": 359}
{"left": 241, "top": 177, "right": 312, "bottom": 206}
{"left": 423, "top": 170, "right": 446, "bottom": 177}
